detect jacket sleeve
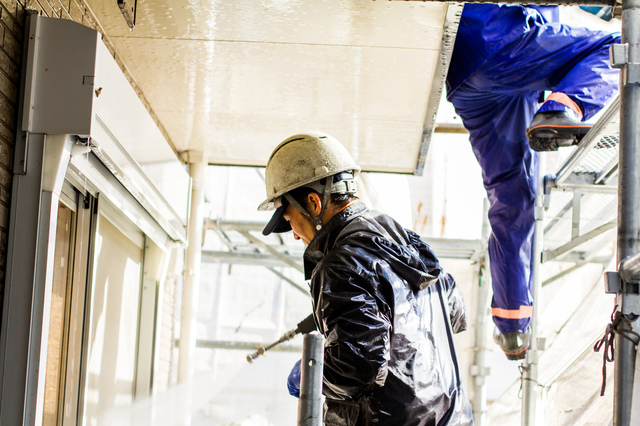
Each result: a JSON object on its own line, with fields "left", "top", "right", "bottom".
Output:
{"left": 313, "top": 264, "right": 392, "bottom": 401}
{"left": 440, "top": 272, "right": 468, "bottom": 334}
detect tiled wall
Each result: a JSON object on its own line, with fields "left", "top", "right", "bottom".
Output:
{"left": 0, "top": 0, "right": 26, "bottom": 316}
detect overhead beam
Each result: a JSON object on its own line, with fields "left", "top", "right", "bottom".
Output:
{"left": 393, "top": 0, "right": 616, "bottom": 5}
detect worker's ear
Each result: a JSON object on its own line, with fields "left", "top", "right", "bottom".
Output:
{"left": 306, "top": 192, "right": 323, "bottom": 218}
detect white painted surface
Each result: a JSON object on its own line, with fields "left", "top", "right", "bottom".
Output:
{"left": 85, "top": 0, "right": 453, "bottom": 173}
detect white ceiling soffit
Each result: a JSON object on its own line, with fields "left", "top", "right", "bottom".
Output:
{"left": 85, "top": 0, "right": 459, "bottom": 174}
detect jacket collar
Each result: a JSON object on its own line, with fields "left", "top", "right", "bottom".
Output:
{"left": 303, "top": 200, "right": 367, "bottom": 279}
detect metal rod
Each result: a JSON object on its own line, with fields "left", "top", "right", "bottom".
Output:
{"left": 471, "top": 199, "right": 491, "bottom": 426}
{"left": 267, "top": 267, "right": 310, "bottom": 297}
{"left": 194, "top": 339, "right": 302, "bottom": 352}
{"left": 614, "top": 1, "right": 640, "bottom": 423}
{"left": 522, "top": 155, "right": 545, "bottom": 426}
{"left": 203, "top": 219, "right": 482, "bottom": 260}
{"left": 240, "top": 230, "right": 305, "bottom": 272}
{"left": 246, "top": 315, "right": 317, "bottom": 363}
{"left": 542, "top": 219, "right": 617, "bottom": 262}
{"left": 571, "top": 190, "right": 582, "bottom": 240}
{"left": 395, "top": 0, "right": 617, "bottom": 5}
{"left": 619, "top": 252, "right": 640, "bottom": 283}
{"left": 201, "top": 249, "right": 303, "bottom": 267}
{"left": 205, "top": 218, "right": 272, "bottom": 232}
{"left": 595, "top": 155, "right": 620, "bottom": 184}
{"left": 555, "top": 183, "right": 618, "bottom": 193}
{"left": 554, "top": 95, "right": 620, "bottom": 185}
{"left": 542, "top": 263, "right": 587, "bottom": 287}
{"left": 298, "top": 332, "right": 325, "bottom": 426}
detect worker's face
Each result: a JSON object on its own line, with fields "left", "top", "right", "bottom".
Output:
{"left": 283, "top": 204, "right": 317, "bottom": 245}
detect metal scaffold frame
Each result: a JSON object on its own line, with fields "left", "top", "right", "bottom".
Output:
{"left": 200, "top": 2, "right": 640, "bottom": 424}
{"left": 520, "top": 0, "right": 640, "bottom": 423}
{"left": 408, "top": 1, "right": 637, "bottom": 424}
{"left": 611, "top": 2, "right": 640, "bottom": 423}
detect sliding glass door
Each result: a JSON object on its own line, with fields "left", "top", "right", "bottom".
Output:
{"left": 39, "top": 181, "right": 165, "bottom": 426}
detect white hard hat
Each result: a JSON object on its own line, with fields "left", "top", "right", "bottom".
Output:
{"left": 258, "top": 132, "right": 360, "bottom": 211}
{"left": 259, "top": 132, "right": 360, "bottom": 236}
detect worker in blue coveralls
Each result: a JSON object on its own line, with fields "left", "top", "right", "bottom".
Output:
{"left": 447, "top": 4, "right": 620, "bottom": 360}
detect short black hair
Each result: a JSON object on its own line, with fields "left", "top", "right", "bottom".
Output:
{"left": 288, "top": 181, "right": 357, "bottom": 211}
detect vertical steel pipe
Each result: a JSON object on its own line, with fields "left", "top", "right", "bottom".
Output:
{"left": 615, "top": 1, "right": 640, "bottom": 423}
{"left": 471, "top": 199, "right": 492, "bottom": 426}
{"left": 178, "top": 152, "right": 207, "bottom": 384}
{"left": 522, "top": 155, "right": 545, "bottom": 426}
{"left": 298, "top": 332, "right": 325, "bottom": 426}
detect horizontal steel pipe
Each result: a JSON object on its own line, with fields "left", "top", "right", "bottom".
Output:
{"left": 619, "top": 252, "right": 640, "bottom": 283}
{"left": 393, "top": 0, "right": 616, "bottom": 5}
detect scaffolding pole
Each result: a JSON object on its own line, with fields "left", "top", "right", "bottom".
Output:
{"left": 522, "top": 156, "right": 546, "bottom": 426}
{"left": 613, "top": 1, "right": 640, "bottom": 423}
{"left": 470, "top": 199, "right": 492, "bottom": 426}
{"left": 298, "top": 332, "right": 325, "bottom": 426}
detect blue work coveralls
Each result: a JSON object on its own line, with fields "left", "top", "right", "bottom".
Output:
{"left": 447, "top": 4, "right": 620, "bottom": 334}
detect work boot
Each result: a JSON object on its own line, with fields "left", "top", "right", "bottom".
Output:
{"left": 493, "top": 326, "right": 531, "bottom": 361}
{"left": 526, "top": 110, "right": 592, "bottom": 152}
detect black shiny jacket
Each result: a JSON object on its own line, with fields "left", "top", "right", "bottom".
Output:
{"left": 303, "top": 202, "right": 473, "bottom": 426}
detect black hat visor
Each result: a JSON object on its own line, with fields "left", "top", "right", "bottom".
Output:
{"left": 262, "top": 197, "right": 292, "bottom": 236}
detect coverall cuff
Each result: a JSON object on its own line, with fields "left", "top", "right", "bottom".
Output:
{"left": 537, "top": 98, "right": 583, "bottom": 121}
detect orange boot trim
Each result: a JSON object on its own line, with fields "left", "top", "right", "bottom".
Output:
{"left": 546, "top": 92, "right": 583, "bottom": 119}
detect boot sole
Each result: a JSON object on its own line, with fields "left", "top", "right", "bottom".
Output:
{"left": 504, "top": 344, "right": 529, "bottom": 361}
{"left": 527, "top": 124, "right": 592, "bottom": 152}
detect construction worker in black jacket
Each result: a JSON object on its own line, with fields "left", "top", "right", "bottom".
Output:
{"left": 259, "top": 132, "right": 473, "bottom": 425}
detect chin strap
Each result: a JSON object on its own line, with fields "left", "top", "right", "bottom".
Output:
{"left": 284, "top": 179, "right": 334, "bottom": 231}
{"left": 316, "top": 179, "right": 333, "bottom": 230}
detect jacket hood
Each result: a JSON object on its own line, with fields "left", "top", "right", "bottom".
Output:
{"left": 304, "top": 201, "right": 441, "bottom": 289}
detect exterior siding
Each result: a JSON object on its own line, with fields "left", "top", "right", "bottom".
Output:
{"left": 0, "top": 0, "right": 176, "bottom": 390}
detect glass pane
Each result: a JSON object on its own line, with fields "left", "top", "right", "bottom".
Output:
{"left": 42, "top": 204, "right": 74, "bottom": 426}
{"left": 83, "top": 214, "right": 143, "bottom": 426}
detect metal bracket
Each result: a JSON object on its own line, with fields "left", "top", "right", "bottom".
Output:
{"left": 610, "top": 44, "right": 640, "bottom": 85}
{"left": 605, "top": 271, "right": 622, "bottom": 294}
{"left": 537, "top": 337, "right": 547, "bottom": 351}
{"left": 624, "top": 63, "right": 640, "bottom": 86}
{"left": 610, "top": 43, "right": 628, "bottom": 68}
{"left": 542, "top": 174, "right": 556, "bottom": 211}
{"left": 605, "top": 270, "right": 640, "bottom": 295}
